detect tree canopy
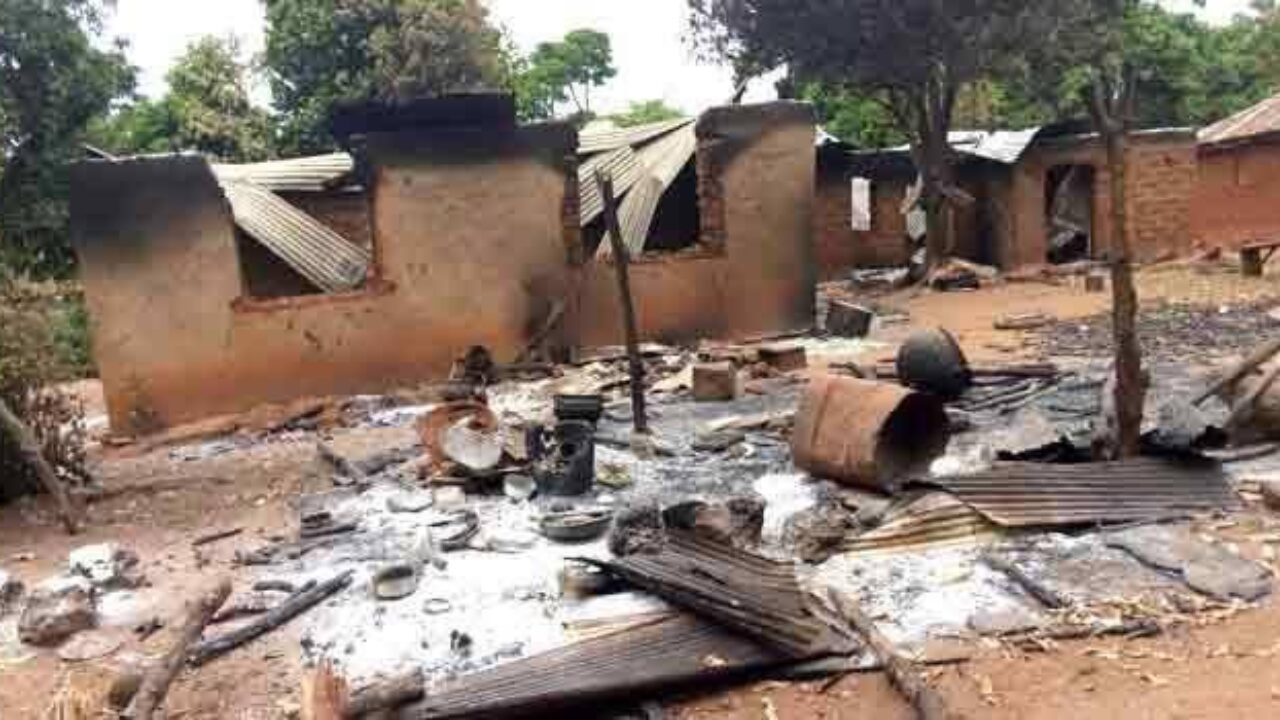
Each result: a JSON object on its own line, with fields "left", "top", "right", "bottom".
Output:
{"left": 263, "top": 0, "right": 509, "bottom": 154}
{"left": 0, "top": 0, "right": 134, "bottom": 277}
{"left": 516, "top": 29, "right": 617, "bottom": 122}
{"left": 609, "top": 100, "right": 684, "bottom": 128}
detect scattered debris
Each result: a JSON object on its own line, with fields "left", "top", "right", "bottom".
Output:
{"left": 69, "top": 544, "right": 145, "bottom": 590}
{"left": 123, "top": 579, "right": 231, "bottom": 720}
{"left": 540, "top": 508, "right": 614, "bottom": 543}
{"left": 18, "top": 576, "right": 97, "bottom": 646}
{"left": 191, "top": 527, "right": 244, "bottom": 548}
{"left": 994, "top": 312, "right": 1054, "bottom": 331}
{"left": 1106, "top": 524, "right": 1273, "bottom": 602}
{"left": 0, "top": 569, "right": 23, "bottom": 616}
{"left": 371, "top": 564, "right": 420, "bottom": 601}
{"left": 57, "top": 629, "right": 124, "bottom": 663}
{"left": 826, "top": 300, "right": 875, "bottom": 338}
{"left": 190, "top": 570, "right": 353, "bottom": 666}
{"left": 758, "top": 344, "right": 808, "bottom": 372}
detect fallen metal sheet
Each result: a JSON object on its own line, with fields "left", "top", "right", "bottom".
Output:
{"left": 408, "top": 613, "right": 803, "bottom": 720}
{"left": 597, "top": 122, "right": 698, "bottom": 259}
{"left": 212, "top": 153, "right": 355, "bottom": 192}
{"left": 578, "top": 146, "right": 642, "bottom": 226}
{"left": 915, "top": 457, "right": 1240, "bottom": 528}
{"left": 592, "top": 533, "right": 856, "bottom": 657}
{"left": 844, "top": 492, "right": 1004, "bottom": 555}
{"left": 578, "top": 117, "right": 693, "bottom": 155}
{"left": 220, "top": 181, "right": 371, "bottom": 293}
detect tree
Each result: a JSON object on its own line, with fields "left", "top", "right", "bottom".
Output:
{"left": 688, "top": 1, "right": 1107, "bottom": 272}
{"left": 0, "top": 0, "right": 134, "bottom": 277}
{"left": 610, "top": 100, "right": 684, "bottom": 128}
{"left": 263, "top": 0, "right": 509, "bottom": 154}
{"left": 517, "top": 29, "right": 616, "bottom": 122}
{"left": 165, "top": 36, "right": 273, "bottom": 161}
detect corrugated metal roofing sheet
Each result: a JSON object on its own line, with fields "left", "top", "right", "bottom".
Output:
{"left": 578, "top": 146, "right": 642, "bottom": 226}
{"left": 578, "top": 117, "right": 694, "bottom": 155}
{"left": 844, "top": 492, "right": 1004, "bottom": 555}
{"left": 594, "top": 532, "right": 856, "bottom": 657}
{"left": 1199, "top": 92, "right": 1280, "bottom": 147}
{"left": 220, "top": 181, "right": 371, "bottom": 293}
{"left": 598, "top": 121, "right": 698, "bottom": 258}
{"left": 212, "top": 153, "right": 355, "bottom": 192}
{"left": 916, "top": 457, "right": 1239, "bottom": 528}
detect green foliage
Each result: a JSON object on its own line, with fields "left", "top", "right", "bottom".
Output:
{"left": 263, "top": 0, "right": 509, "bottom": 154}
{"left": 0, "top": 273, "right": 88, "bottom": 501}
{"left": 516, "top": 29, "right": 616, "bottom": 122}
{"left": 92, "top": 36, "right": 273, "bottom": 161}
{"left": 609, "top": 100, "right": 685, "bottom": 128}
{"left": 801, "top": 85, "right": 903, "bottom": 149}
{"left": 0, "top": 0, "right": 135, "bottom": 278}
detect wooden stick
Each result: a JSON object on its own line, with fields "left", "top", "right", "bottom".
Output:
{"left": 0, "top": 397, "right": 80, "bottom": 534}
{"left": 1195, "top": 337, "right": 1280, "bottom": 406}
{"left": 189, "top": 570, "right": 353, "bottom": 666}
{"left": 342, "top": 668, "right": 424, "bottom": 718}
{"left": 515, "top": 300, "right": 566, "bottom": 364}
{"left": 596, "top": 170, "right": 649, "bottom": 435}
{"left": 192, "top": 527, "right": 243, "bottom": 547}
{"left": 1227, "top": 360, "right": 1280, "bottom": 429}
{"left": 829, "top": 590, "right": 954, "bottom": 720}
{"left": 123, "top": 578, "right": 232, "bottom": 719}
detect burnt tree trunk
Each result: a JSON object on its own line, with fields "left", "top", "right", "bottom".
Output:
{"left": 1090, "top": 76, "right": 1145, "bottom": 460}
{"left": 902, "top": 74, "right": 960, "bottom": 274}
{"left": 0, "top": 397, "right": 81, "bottom": 534}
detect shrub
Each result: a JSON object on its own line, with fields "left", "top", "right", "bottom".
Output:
{"left": 0, "top": 272, "right": 88, "bottom": 502}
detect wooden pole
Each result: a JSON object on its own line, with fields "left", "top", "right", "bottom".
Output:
{"left": 190, "top": 570, "right": 353, "bottom": 666}
{"left": 828, "top": 591, "right": 954, "bottom": 720}
{"left": 1227, "top": 360, "right": 1280, "bottom": 430}
{"left": 1194, "top": 337, "right": 1280, "bottom": 406}
{"left": 124, "top": 579, "right": 232, "bottom": 720}
{"left": 0, "top": 397, "right": 80, "bottom": 534}
{"left": 595, "top": 170, "right": 649, "bottom": 435}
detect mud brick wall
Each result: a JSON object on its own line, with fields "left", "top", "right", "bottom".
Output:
{"left": 1192, "top": 141, "right": 1280, "bottom": 249}
{"left": 812, "top": 161, "right": 911, "bottom": 278}
{"left": 577, "top": 101, "right": 818, "bottom": 347}
{"left": 72, "top": 124, "right": 578, "bottom": 433}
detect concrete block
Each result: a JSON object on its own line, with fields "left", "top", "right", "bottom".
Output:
{"left": 692, "top": 363, "right": 741, "bottom": 402}
{"left": 757, "top": 343, "right": 808, "bottom": 372}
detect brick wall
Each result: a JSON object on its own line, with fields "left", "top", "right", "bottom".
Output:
{"left": 1192, "top": 141, "right": 1280, "bottom": 249}
{"left": 813, "top": 164, "right": 910, "bottom": 278}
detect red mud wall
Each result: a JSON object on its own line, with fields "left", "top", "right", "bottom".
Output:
{"left": 576, "top": 102, "right": 817, "bottom": 347}
{"left": 72, "top": 125, "right": 577, "bottom": 433}
{"left": 1192, "top": 142, "right": 1280, "bottom": 249}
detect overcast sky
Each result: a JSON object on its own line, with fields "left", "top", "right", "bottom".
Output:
{"left": 104, "top": 0, "right": 1258, "bottom": 115}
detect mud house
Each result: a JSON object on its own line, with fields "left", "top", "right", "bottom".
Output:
{"left": 71, "top": 96, "right": 816, "bottom": 433}
{"left": 1193, "top": 92, "right": 1280, "bottom": 249}
{"left": 814, "top": 123, "right": 1197, "bottom": 277}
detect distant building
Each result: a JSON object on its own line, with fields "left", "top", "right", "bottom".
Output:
{"left": 814, "top": 123, "right": 1198, "bottom": 277}
{"left": 1194, "top": 92, "right": 1280, "bottom": 249}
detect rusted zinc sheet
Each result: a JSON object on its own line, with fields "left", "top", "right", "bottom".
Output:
{"left": 409, "top": 613, "right": 795, "bottom": 719}
{"left": 212, "top": 153, "right": 355, "bottom": 192}
{"left": 791, "top": 375, "right": 951, "bottom": 493}
{"left": 598, "top": 121, "right": 699, "bottom": 259}
{"left": 916, "top": 457, "right": 1239, "bottom": 528}
{"left": 578, "top": 117, "right": 693, "bottom": 155}
{"left": 220, "top": 181, "right": 371, "bottom": 293}
{"left": 844, "top": 492, "right": 1004, "bottom": 555}
{"left": 592, "top": 532, "right": 857, "bottom": 658}
{"left": 578, "top": 146, "right": 642, "bottom": 226}
{"left": 1200, "top": 91, "right": 1280, "bottom": 148}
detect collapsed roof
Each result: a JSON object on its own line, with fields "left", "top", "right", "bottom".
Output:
{"left": 211, "top": 115, "right": 702, "bottom": 291}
